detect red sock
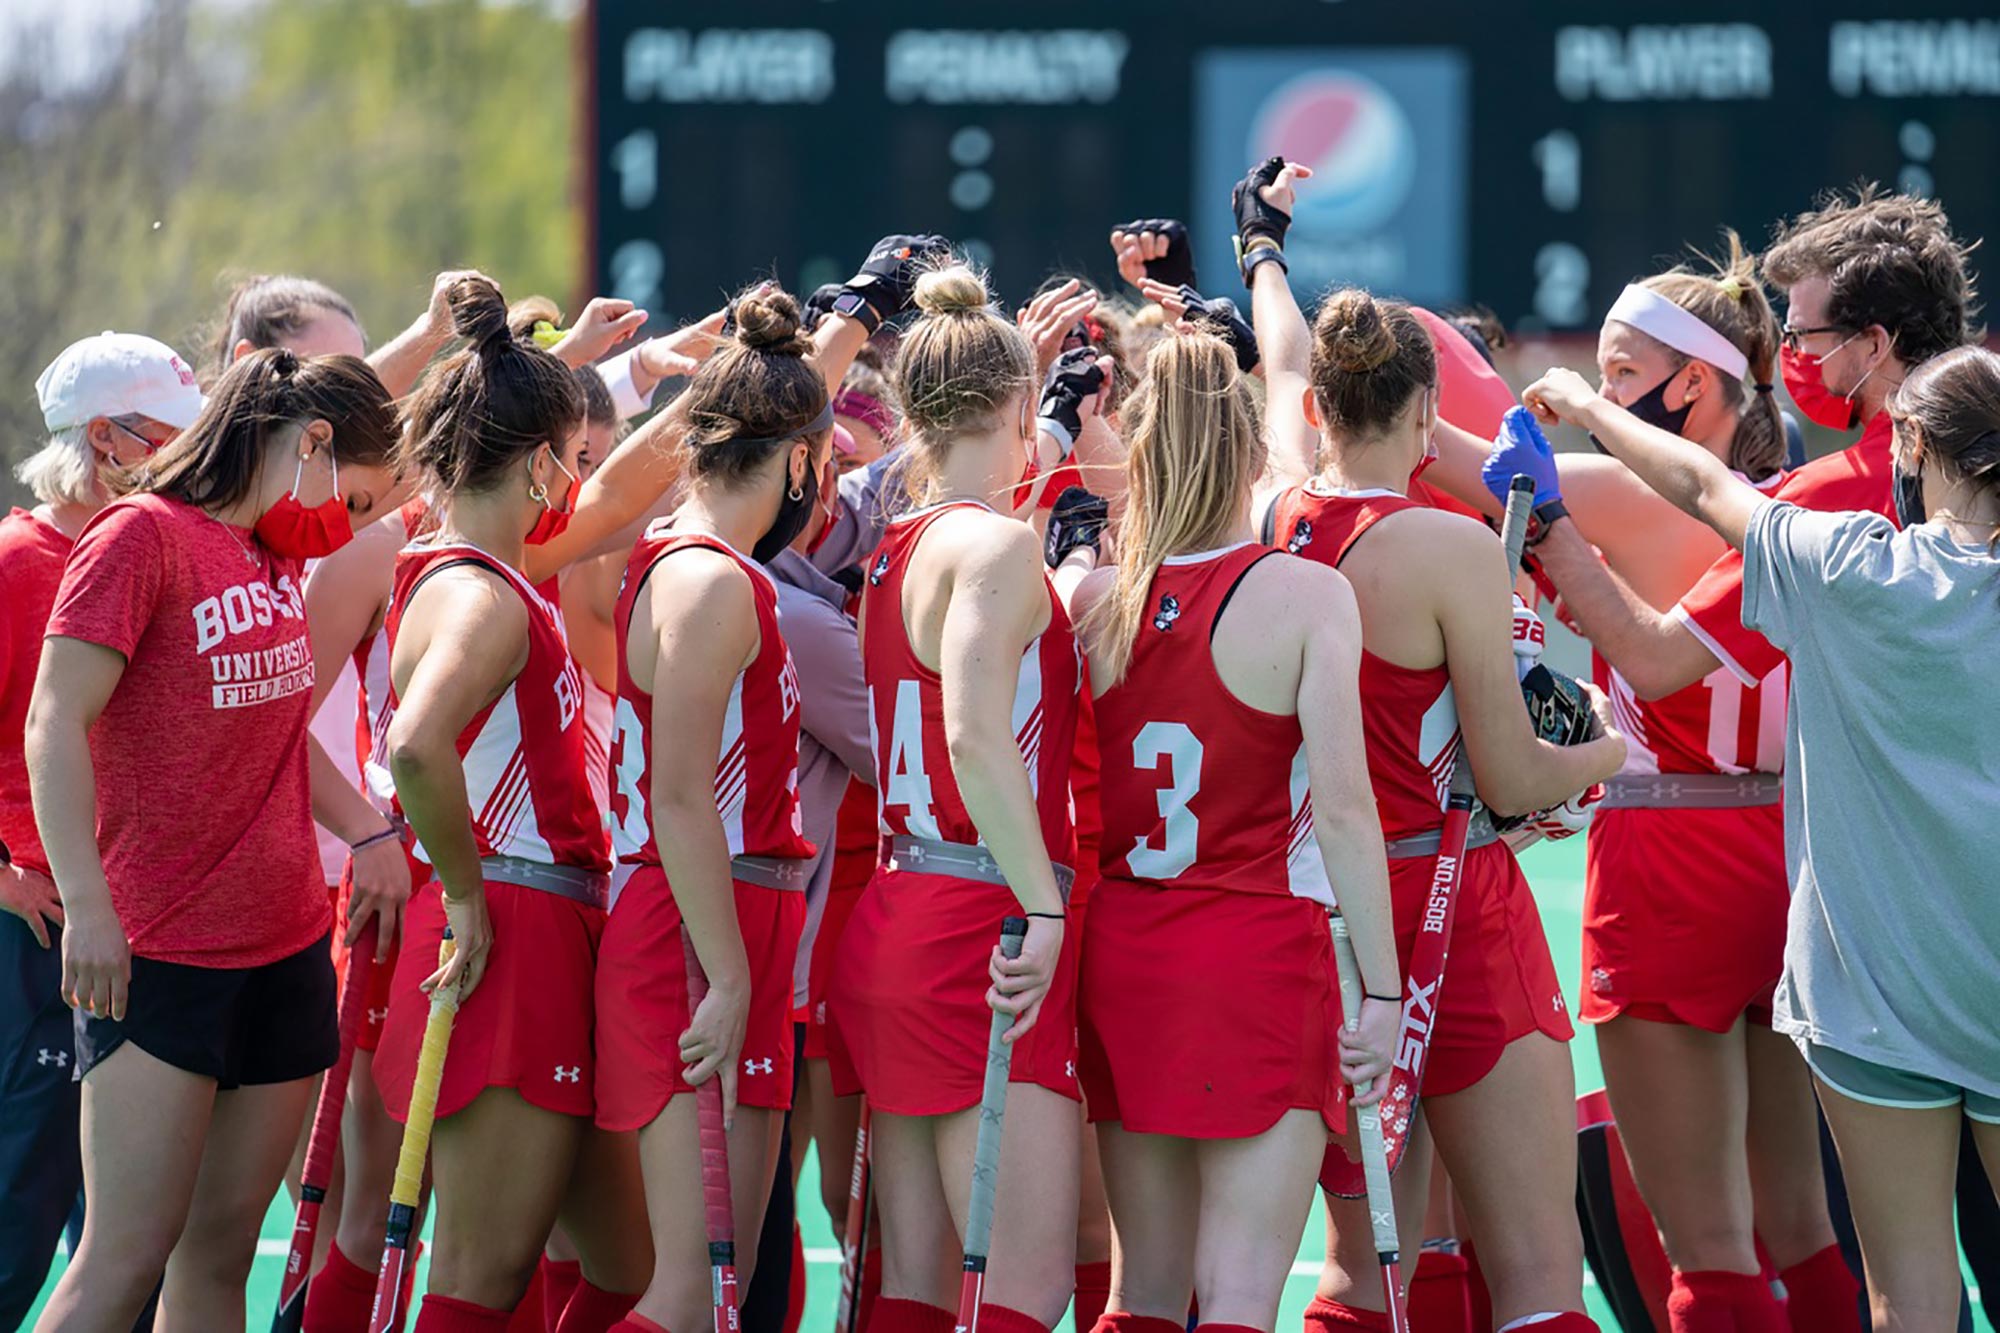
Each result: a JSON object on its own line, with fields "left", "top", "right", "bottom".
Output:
{"left": 303, "top": 1240, "right": 380, "bottom": 1333}
{"left": 609, "top": 1317, "right": 669, "bottom": 1333}
{"left": 1778, "top": 1244, "right": 1862, "bottom": 1333}
{"left": 541, "top": 1259, "right": 584, "bottom": 1331}
{"left": 868, "top": 1298, "right": 958, "bottom": 1333}
{"left": 554, "top": 1281, "right": 642, "bottom": 1333}
{"left": 1072, "top": 1260, "right": 1113, "bottom": 1333}
{"left": 783, "top": 1223, "right": 806, "bottom": 1333}
{"left": 970, "top": 1306, "right": 1047, "bottom": 1333}
{"left": 1408, "top": 1247, "right": 1473, "bottom": 1333}
{"left": 413, "top": 1295, "right": 516, "bottom": 1331}
{"left": 1090, "top": 1314, "right": 1186, "bottom": 1333}
{"left": 1668, "top": 1269, "right": 1785, "bottom": 1333}
{"left": 508, "top": 1262, "right": 548, "bottom": 1333}
{"left": 857, "top": 1246, "right": 883, "bottom": 1333}
{"left": 1301, "top": 1297, "right": 1389, "bottom": 1332}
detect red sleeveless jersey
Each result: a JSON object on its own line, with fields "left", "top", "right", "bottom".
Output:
{"left": 610, "top": 524, "right": 813, "bottom": 865}
{"left": 1093, "top": 543, "right": 1332, "bottom": 904}
{"left": 1268, "top": 485, "right": 1459, "bottom": 841}
{"left": 860, "top": 501, "right": 1079, "bottom": 858}
{"left": 384, "top": 542, "right": 610, "bottom": 870}
{"left": 1593, "top": 470, "right": 1791, "bottom": 779}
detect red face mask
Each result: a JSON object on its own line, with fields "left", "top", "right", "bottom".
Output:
{"left": 525, "top": 449, "right": 579, "bottom": 546}
{"left": 1779, "top": 337, "right": 1864, "bottom": 431}
{"left": 255, "top": 448, "right": 352, "bottom": 558}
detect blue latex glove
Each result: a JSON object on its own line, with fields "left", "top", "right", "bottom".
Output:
{"left": 1483, "top": 406, "right": 1562, "bottom": 509}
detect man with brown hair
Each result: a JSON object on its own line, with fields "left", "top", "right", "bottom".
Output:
{"left": 1528, "top": 184, "right": 1978, "bottom": 700}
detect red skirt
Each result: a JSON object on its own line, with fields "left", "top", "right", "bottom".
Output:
{"left": 1581, "top": 804, "right": 1786, "bottom": 1032}
{"left": 1079, "top": 878, "right": 1342, "bottom": 1138}
{"left": 805, "top": 865, "right": 872, "bottom": 1063}
{"left": 375, "top": 877, "right": 604, "bottom": 1122}
{"left": 1394, "top": 841, "right": 1572, "bottom": 1097}
{"left": 826, "top": 867, "right": 1080, "bottom": 1114}
{"left": 330, "top": 842, "right": 421, "bottom": 1053}
{"left": 594, "top": 864, "right": 805, "bottom": 1131}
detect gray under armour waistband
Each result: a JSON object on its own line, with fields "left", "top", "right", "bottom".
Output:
{"left": 480, "top": 856, "right": 610, "bottom": 909}
{"left": 728, "top": 855, "right": 809, "bottom": 892}
{"left": 887, "top": 834, "right": 1076, "bottom": 903}
{"left": 1383, "top": 811, "right": 1500, "bottom": 860}
{"left": 1599, "top": 772, "right": 1782, "bottom": 809}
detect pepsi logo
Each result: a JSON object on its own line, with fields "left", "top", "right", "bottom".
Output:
{"left": 1248, "top": 71, "right": 1416, "bottom": 236}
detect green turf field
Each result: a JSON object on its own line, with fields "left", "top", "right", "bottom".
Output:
{"left": 24, "top": 838, "right": 1990, "bottom": 1330}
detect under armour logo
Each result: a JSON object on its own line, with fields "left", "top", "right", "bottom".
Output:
{"left": 1065, "top": 1060, "right": 1075, "bottom": 1079}
{"left": 553, "top": 1065, "right": 582, "bottom": 1083}
{"left": 368, "top": 1007, "right": 389, "bottom": 1025}
{"left": 1553, "top": 994, "right": 1566, "bottom": 1013}
{"left": 36, "top": 1048, "right": 69, "bottom": 1068}
{"left": 744, "top": 1057, "right": 775, "bottom": 1076}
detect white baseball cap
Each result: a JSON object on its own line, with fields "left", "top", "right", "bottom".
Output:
{"left": 36, "top": 331, "right": 206, "bottom": 433}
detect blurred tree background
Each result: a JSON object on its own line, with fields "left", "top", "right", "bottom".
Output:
{"left": 0, "top": 0, "right": 581, "bottom": 507}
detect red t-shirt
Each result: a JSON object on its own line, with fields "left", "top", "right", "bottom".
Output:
{"left": 1671, "top": 413, "right": 1895, "bottom": 686}
{"left": 45, "top": 494, "right": 327, "bottom": 967}
{"left": 0, "top": 509, "right": 74, "bottom": 874}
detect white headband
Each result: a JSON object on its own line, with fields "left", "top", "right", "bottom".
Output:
{"left": 1605, "top": 285, "right": 1749, "bottom": 381}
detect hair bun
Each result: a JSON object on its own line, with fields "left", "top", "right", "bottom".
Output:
{"left": 448, "top": 275, "right": 511, "bottom": 353}
{"left": 913, "top": 266, "right": 991, "bottom": 318}
{"left": 269, "top": 347, "right": 300, "bottom": 377}
{"left": 734, "top": 287, "right": 811, "bottom": 356}
{"left": 1320, "top": 288, "right": 1398, "bottom": 373}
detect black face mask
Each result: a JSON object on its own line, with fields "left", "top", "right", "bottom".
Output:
{"left": 1591, "top": 372, "right": 1694, "bottom": 455}
{"left": 1891, "top": 454, "right": 1925, "bottom": 530}
{"left": 753, "top": 451, "right": 819, "bottom": 564}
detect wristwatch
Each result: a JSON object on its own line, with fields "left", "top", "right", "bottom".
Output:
{"left": 1526, "top": 499, "right": 1570, "bottom": 547}
{"left": 831, "top": 289, "right": 883, "bottom": 335}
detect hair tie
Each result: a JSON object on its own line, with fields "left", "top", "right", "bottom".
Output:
{"left": 529, "top": 320, "right": 566, "bottom": 350}
{"left": 1716, "top": 275, "right": 1745, "bottom": 300}
{"left": 270, "top": 347, "right": 300, "bottom": 377}
{"left": 1753, "top": 382, "right": 1775, "bottom": 394}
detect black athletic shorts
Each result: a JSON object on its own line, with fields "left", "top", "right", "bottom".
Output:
{"left": 74, "top": 933, "right": 338, "bottom": 1089}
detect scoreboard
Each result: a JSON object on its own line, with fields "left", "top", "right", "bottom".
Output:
{"left": 586, "top": 2, "right": 2000, "bottom": 333}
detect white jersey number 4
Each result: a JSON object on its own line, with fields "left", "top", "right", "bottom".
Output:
{"left": 881, "top": 679, "right": 941, "bottom": 839}
{"left": 1126, "top": 720, "right": 1203, "bottom": 880}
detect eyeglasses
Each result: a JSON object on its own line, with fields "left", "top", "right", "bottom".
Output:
{"left": 110, "top": 418, "right": 175, "bottom": 453}
{"left": 1780, "top": 324, "right": 1850, "bottom": 354}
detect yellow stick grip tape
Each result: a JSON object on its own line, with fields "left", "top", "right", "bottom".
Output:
{"left": 389, "top": 934, "right": 461, "bottom": 1208}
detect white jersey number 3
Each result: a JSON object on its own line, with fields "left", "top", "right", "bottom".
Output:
{"left": 1126, "top": 721, "right": 1203, "bottom": 880}
{"left": 610, "top": 697, "right": 649, "bottom": 855}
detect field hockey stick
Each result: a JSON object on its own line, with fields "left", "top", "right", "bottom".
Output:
{"left": 955, "top": 916, "right": 1029, "bottom": 1333}
{"left": 1329, "top": 911, "right": 1409, "bottom": 1333}
{"left": 683, "top": 926, "right": 740, "bottom": 1333}
{"left": 1323, "top": 476, "right": 1537, "bottom": 1199}
{"left": 370, "top": 927, "right": 461, "bottom": 1333}
{"left": 837, "top": 1100, "right": 873, "bottom": 1333}
{"left": 272, "top": 918, "right": 378, "bottom": 1332}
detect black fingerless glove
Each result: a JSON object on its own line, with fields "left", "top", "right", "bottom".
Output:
{"left": 1178, "top": 287, "right": 1260, "bottom": 375}
{"left": 802, "top": 283, "right": 844, "bottom": 332}
{"left": 1037, "top": 348, "right": 1107, "bottom": 458}
{"left": 1045, "top": 486, "right": 1110, "bottom": 569}
{"left": 1115, "top": 217, "right": 1195, "bottom": 287}
{"left": 835, "top": 233, "right": 953, "bottom": 333}
{"left": 1231, "top": 157, "right": 1294, "bottom": 287}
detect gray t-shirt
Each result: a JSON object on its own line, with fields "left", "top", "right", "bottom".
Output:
{"left": 1742, "top": 500, "right": 2000, "bottom": 1095}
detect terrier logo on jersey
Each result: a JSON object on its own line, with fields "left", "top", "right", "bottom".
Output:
{"left": 869, "top": 552, "right": 891, "bottom": 585}
{"left": 1590, "top": 966, "right": 1613, "bottom": 995}
{"left": 553, "top": 1065, "right": 582, "bottom": 1083}
{"left": 1151, "top": 592, "right": 1182, "bottom": 632}
{"left": 1287, "top": 518, "right": 1314, "bottom": 554}
{"left": 744, "top": 1057, "right": 775, "bottom": 1076}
